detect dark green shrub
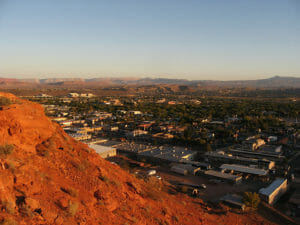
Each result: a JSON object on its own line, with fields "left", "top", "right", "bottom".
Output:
{"left": 0, "top": 144, "right": 14, "bottom": 156}
{"left": 243, "top": 192, "right": 260, "bottom": 210}
{"left": 0, "top": 97, "right": 12, "bottom": 106}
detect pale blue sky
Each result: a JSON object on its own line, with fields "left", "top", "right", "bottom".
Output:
{"left": 0, "top": 0, "right": 299, "bottom": 80}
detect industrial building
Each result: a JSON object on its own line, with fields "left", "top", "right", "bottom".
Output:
{"left": 220, "top": 164, "right": 268, "bottom": 176}
{"left": 204, "top": 170, "right": 242, "bottom": 184}
{"left": 88, "top": 144, "right": 116, "bottom": 159}
{"left": 205, "top": 151, "right": 275, "bottom": 169}
{"left": 137, "top": 146, "right": 197, "bottom": 163}
{"left": 226, "top": 147, "right": 284, "bottom": 162}
{"left": 259, "top": 178, "right": 288, "bottom": 204}
{"left": 170, "top": 164, "right": 200, "bottom": 175}
{"left": 220, "top": 194, "right": 245, "bottom": 211}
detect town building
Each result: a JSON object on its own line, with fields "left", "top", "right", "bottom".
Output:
{"left": 204, "top": 170, "right": 242, "bottom": 184}
{"left": 220, "top": 164, "right": 268, "bottom": 176}
{"left": 259, "top": 178, "right": 288, "bottom": 204}
{"left": 88, "top": 144, "right": 116, "bottom": 158}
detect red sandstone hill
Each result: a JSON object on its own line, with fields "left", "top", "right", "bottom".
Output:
{"left": 0, "top": 92, "right": 277, "bottom": 225}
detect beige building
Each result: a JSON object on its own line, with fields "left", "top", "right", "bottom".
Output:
{"left": 88, "top": 144, "right": 116, "bottom": 159}
{"left": 259, "top": 178, "right": 288, "bottom": 204}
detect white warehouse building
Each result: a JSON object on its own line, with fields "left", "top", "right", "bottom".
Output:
{"left": 88, "top": 144, "right": 116, "bottom": 159}
{"left": 259, "top": 178, "right": 288, "bottom": 205}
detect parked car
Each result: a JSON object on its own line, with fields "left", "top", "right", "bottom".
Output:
{"left": 147, "top": 170, "right": 156, "bottom": 176}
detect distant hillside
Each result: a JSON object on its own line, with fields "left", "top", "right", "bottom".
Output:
{"left": 0, "top": 76, "right": 299, "bottom": 88}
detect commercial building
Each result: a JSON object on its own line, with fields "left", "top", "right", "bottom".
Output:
{"left": 259, "top": 178, "right": 288, "bottom": 204}
{"left": 88, "top": 144, "right": 116, "bottom": 159}
{"left": 205, "top": 151, "right": 275, "bottom": 169}
{"left": 204, "top": 170, "right": 242, "bottom": 184}
{"left": 70, "top": 133, "right": 92, "bottom": 141}
{"left": 220, "top": 164, "right": 268, "bottom": 176}
{"left": 137, "top": 146, "right": 197, "bottom": 163}
{"left": 220, "top": 194, "right": 245, "bottom": 211}
{"left": 170, "top": 164, "right": 200, "bottom": 175}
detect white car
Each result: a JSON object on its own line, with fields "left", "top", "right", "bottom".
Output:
{"left": 147, "top": 170, "right": 156, "bottom": 176}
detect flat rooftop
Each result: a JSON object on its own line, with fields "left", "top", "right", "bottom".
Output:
{"left": 138, "top": 146, "right": 197, "bottom": 162}
{"left": 204, "top": 170, "right": 241, "bottom": 181}
{"left": 88, "top": 144, "right": 116, "bottom": 154}
{"left": 259, "top": 178, "right": 287, "bottom": 196}
{"left": 220, "top": 164, "right": 268, "bottom": 176}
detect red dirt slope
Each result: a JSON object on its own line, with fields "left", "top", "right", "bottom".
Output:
{"left": 0, "top": 92, "right": 276, "bottom": 225}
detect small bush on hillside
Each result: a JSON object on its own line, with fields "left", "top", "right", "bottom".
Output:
{"left": 98, "top": 175, "right": 109, "bottom": 183}
{"left": 4, "top": 161, "right": 16, "bottom": 173}
{"left": 67, "top": 201, "right": 79, "bottom": 217}
{"left": 243, "top": 192, "right": 260, "bottom": 210}
{"left": 61, "top": 187, "right": 78, "bottom": 197}
{"left": 71, "top": 159, "right": 89, "bottom": 172}
{"left": 141, "top": 176, "right": 163, "bottom": 201}
{"left": 0, "top": 144, "right": 14, "bottom": 156}
{"left": 2, "top": 201, "right": 15, "bottom": 214}
{"left": 36, "top": 147, "right": 50, "bottom": 157}
{"left": 19, "top": 205, "right": 33, "bottom": 218}
{"left": 0, "top": 97, "right": 12, "bottom": 106}
{"left": 0, "top": 218, "right": 18, "bottom": 225}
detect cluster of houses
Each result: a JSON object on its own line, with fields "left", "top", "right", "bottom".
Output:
{"left": 39, "top": 95, "right": 300, "bottom": 220}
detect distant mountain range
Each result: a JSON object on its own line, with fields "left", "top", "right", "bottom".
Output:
{"left": 0, "top": 76, "right": 299, "bottom": 88}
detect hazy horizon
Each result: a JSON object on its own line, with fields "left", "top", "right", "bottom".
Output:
{"left": 1, "top": 74, "right": 299, "bottom": 82}
{"left": 0, "top": 0, "right": 300, "bottom": 80}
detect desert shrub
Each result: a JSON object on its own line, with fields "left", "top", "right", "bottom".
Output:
{"left": 36, "top": 147, "right": 49, "bottom": 157}
{"left": 19, "top": 205, "right": 33, "bottom": 218}
{"left": 0, "top": 144, "right": 14, "bottom": 156}
{"left": 0, "top": 218, "right": 18, "bottom": 225}
{"left": 98, "top": 175, "right": 109, "bottom": 183}
{"left": 172, "top": 216, "right": 179, "bottom": 222}
{"left": 67, "top": 201, "right": 79, "bottom": 217}
{"left": 4, "top": 161, "right": 16, "bottom": 173}
{"left": 2, "top": 201, "right": 15, "bottom": 214}
{"left": 71, "top": 159, "right": 89, "bottom": 172}
{"left": 243, "top": 192, "right": 260, "bottom": 210}
{"left": 110, "top": 179, "right": 121, "bottom": 187}
{"left": 61, "top": 187, "right": 78, "bottom": 197}
{"left": 0, "top": 97, "right": 12, "bottom": 106}
{"left": 141, "top": 176, "right": 163, "bottom": 201}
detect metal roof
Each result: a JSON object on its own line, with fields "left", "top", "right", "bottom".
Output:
{"left": 88, "top": 144, "right": 115, "bottom": 154}
{"left": 220, "top": 164, "right": 268, "bottom": 176}
{"left": 204, "top": 170, "right": 241, "bottom": 181}
{"left": 259, "top": 178, "right": 287, "bottom": 196}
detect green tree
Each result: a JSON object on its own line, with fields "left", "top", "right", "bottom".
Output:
{"left": 243, "top": 192, "right": 260, "bottom": 210}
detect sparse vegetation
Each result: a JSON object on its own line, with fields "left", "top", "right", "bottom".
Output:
{"left": 71, "top": 159, "right": 89, "bottom": 172}
{"left": 0, "top": 218, "right": 18, "bottom": 225}
{"left": 243, "top": 192, "right": 260, "bottom": 210}
{"left": 98, "top": 175, "right": 109, "bottom": 183}
{"left": 2, "top": 201, "right": 15, "bottom": 214}
{"left": 141, "top": 176, "right": 164, "bottom": 201}
{"left": 19, "top": 205, "right": 33, "bottom": 218}
{"left": 5, "top": 161, "right": 16, "bottom": 173}
{"left": 61, "top": 187, "right": 79, "bottom": 197}
{"left": 0, "top": 96, "right": 12, "bottom": 106}
{"left": 0, "top": 144, "right": 14, "bottom": 157}
{"left": 36, "top": 147, "right": 50, "bottom": 157}
{"left": 67, "top": 201, "right": 79, "bottom": 217}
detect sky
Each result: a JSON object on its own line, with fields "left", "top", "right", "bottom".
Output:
{"left": 0, "top": 0, "right": 299, "bottom": 80}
